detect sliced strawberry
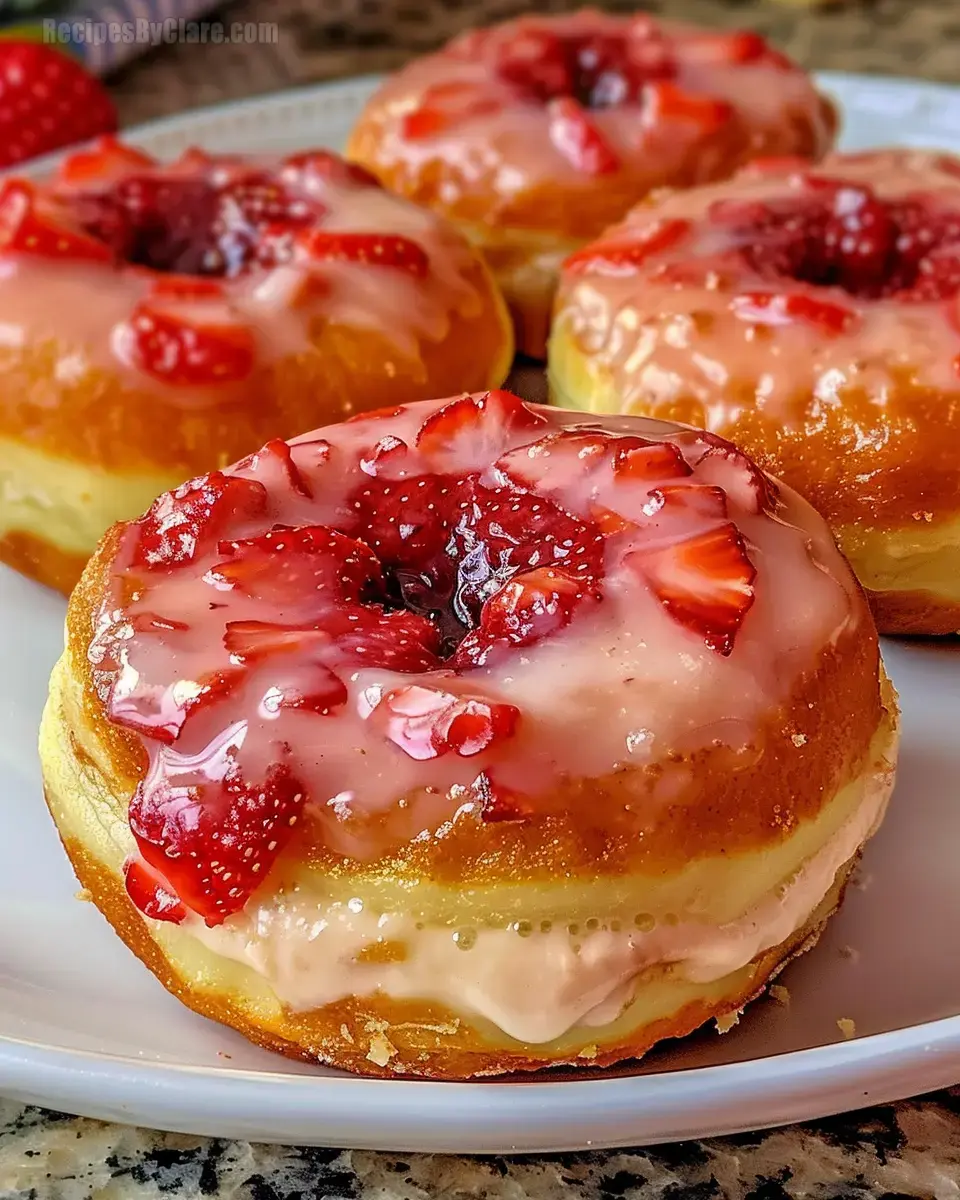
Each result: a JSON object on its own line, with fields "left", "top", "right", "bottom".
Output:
{"left": 415, "top": 390, "right": 547, "bottom": 468}
{"left": 548, "top": 97, "right": 620, "bottom": 175}
{"left": 349, "top": 472, "right": 461, "bottom": 572}
{"left": 642, "top": 82, "right": 732, "bottom": 133}
{"left": 629, "top": 523, "right": 756, "bottom": 655}
{"left": 614, "top": 440, "right": 691, "bottom": 482}
{"left": 129, "top": 761, "right": 306, "bottom": 925}
{"left": 211, "top": 525, "right": 382, "bottom": 611}
{"left": 472, "top": 771, "right": 534, "bottom": 824}
{"left": 59, "top": 136, "right": 156, "bottom": 186}
{"left": 126, "top": 296, "right": 256, "bottom": 387}
{"left": 730, "top": 291, "right": 857, "bottom": 336}
{"left": 282, "top": 149, "right": 380, "bottom": 189}
{"left": 366, "top": 684, "right": 520, "bottom": 761}
{"left": 683, "top": 30, "right": 773, "bottom": 65}
{"left": 677, "top": 430, "right": 777, "bottom": 514}
{"left": 0, "top": 42, "right": 116, "bottom": 170}
{"left": 496, "top": 430, "right": 612, "bottom": 492}
{"left": 360, "top": 435, "right": 408, "bottom": 478}
{"left": 148, "top": 276, "right": 226, "bottom": 302}
{"left": 820, "top": 184, "right": 896, "bottom": 295}
{"left": 298, "top": 230, "right": 429, "bottom": 276}
{"left": 564, "top": 218, "right": 691, "bottom": 274}
{"left": 455, "top": 567, "right": 586, "bottom": 667}
{"left": 402, "top": 82, "right": 503, "bottom": 139}
{"left": 645, "top": 483, "right": 728, "bottom": 520}
{"left": 252, "top": 439, "right": 313, "bottom": 498}
{"left": 123, "top": 857, "right": 186, "bottom": 925}
{"left": 132, "top": 472, "right": 268, "bottom": 570}
{"left": 0, "top": 181, "right": 111, "bottom": 263}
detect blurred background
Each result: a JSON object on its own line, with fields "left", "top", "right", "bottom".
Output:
{"left": 1, "top": 0, "right": 956, "bottom": 128}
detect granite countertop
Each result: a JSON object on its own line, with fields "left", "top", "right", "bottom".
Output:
{"left": 4, "top": 1, "right": 960, "bottom": 1195}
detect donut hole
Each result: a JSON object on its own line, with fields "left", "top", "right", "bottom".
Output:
{"left": 67, "top": 172, "right": 314, "bottom": 277}
{"left": 725, "top": 185, "right": 960, "bottom": 300}
{"left": 491, "top": 28, "right": 675, "bottom": 108}
{"left": 346, "top": 471, "right": 606, "bottom": 668}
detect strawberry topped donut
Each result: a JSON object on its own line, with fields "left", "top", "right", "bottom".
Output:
{"left": 0, "top": 137, "right": 512, "bottom": 593}
{"left": 41, "top": 391, "right": 898, "bottom": 1078}
{"left": 551, "top": 149, "right": 960, "bottom": 636}
{"left": 347, "top": 9, "right": 836, "bottom": 358}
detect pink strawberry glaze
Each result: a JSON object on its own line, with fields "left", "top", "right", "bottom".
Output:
{"left": 0, "top": 147, "right": 486, "bottom": 407}
{"left": 355, "top": 10, "right": 834, "bottom": 230}
{"left": 553, "top": 149, "right": 960, "bottom": 420}
{"left": 91, "top": 394, "right": 866, "bottom": 913}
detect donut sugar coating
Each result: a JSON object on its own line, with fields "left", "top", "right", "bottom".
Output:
{"left": 41, "top": 391, "right": 898, "bottom": 1078}
{"left": 0, "top": 137, "right": 513, "bottom": 594}
{"left": 550, "top": 149, "right": 960, "bottom": 636}
{"left": 346, "top": 9, "right": 836, "bottom": 359}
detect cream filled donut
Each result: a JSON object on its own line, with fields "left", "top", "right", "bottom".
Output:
{"left": 41, "top": 391, "right": 898, "bottom": 1078}
{"left": 347, "top": 9, "right": 836, "bottom": 358}
{"left": 0, "top": 137, "right": 512, "bottom": 593}
{"left": 550, "top": 149, "right": 960, "bottom": 636}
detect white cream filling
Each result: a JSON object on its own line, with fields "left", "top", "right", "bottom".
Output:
{"left": 191, "top": 764, "right": 891, "bottom": 1045}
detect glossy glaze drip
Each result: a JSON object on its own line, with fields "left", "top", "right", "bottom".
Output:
{"left": 91, "top": 395, "right": 866, "bottom": 929}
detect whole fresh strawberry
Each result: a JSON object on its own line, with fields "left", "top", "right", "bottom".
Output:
{"left": 0, "top": 42, "right": 116, "bottom": 168}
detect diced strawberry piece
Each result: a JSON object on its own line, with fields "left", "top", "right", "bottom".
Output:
{"left": 820, "top": 185, "right": 897, "bottom": 295}
{"left": 645, "top": 483, "right": 729, "bottom": 520}
{"left": 730, "top": 291, "right": 857, "bottom": 335}
{"left": 212, "top": 525, "right": 382, "bottom": 610}
{"left": 282, "top": 149, "right": 380, "bottom": 189}
{"left": 548, "top": 97, "right": 620, "bottom": 175}
{"left": 224, "top": 621, "right": 330, "bottom": 661}
{"left": 298, "top": 230, "right": 429, "bottom": 276}
{"left": 590, "top": 505, "right": 638, "bottom": 537}
{"left": 345, "top": 404, "right": 407, "bottom": 425}
{"left": 415, "top": 390, "right": 547, "bottom": 468}
{"left": 132, "top": 472, "right": 268, "bottom": 570}
{"left": 455, "top": 567, "right": 586, "bottom": 668}
{"left": 0, "top": 181, "right": 112, "bottom": 263}
{"left": 360, "top": 435, "right": 408, "bottom": 477}
{"left": 59, "top": 136, "right": 156, "bottom": 186}
{"left": 126, "top": 296, "right": 257, "bottom": 387}
{"left": 496, "top": 430, "right": 612, "bottom": 492}
{"left": 129, "top": 761, "right": 306, "bottom": 925}
{"left": 492, "top": 27, "right": 574, "bottom": 100}
{"left": 260, "top": 666, "right": 348, "bottom": 717}
{"left": 402, "top": 82, "right": 503, "bottom": 139}
{"left": 683, "top": 30, "right": 772, "bottom": 65}
{"left": 642, "top": 82, "right": 732, "bottom": 133}
{"left": 473, "top": 771, "right": 534, "bottom": 824}
{"left": 676, "top": 430, "right": 777, "bottom": 514}
{"left": 0, "top": 42, "right": 116, "bottom": 170}
{"left": 614, "top": 440, "right": 691, "bottom": 482}
{"left": 564, "top": 218, "right": 691, "bottom": 274}
{"left": 253, "top": 439, "right": 313, "bottom": 498}
{"left": 123, "top": 857, "right": 186, "bottom": 925}
{"left": 366, "top": 684, "right": 520, "bottom": 761}
{"left": 148, "top": 277, "right": 226, "bottom": 301}
{"left": 629, "top": 522, "right": 756, "bottom": 655}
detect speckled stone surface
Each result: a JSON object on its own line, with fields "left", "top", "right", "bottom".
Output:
{"left": 3, "top": 1, "right": 958, "bottom": 1195}
{"left": 2, "top": 1091, "right": 960, "bottom": 1199}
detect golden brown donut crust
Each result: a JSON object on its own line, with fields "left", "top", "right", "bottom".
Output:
{"left": 0, "top": 529, "right": 89, "bottom": 595}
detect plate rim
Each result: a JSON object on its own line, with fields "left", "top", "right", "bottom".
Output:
{"left": 3, "top": 68, "right": 960, "bottom": 1151}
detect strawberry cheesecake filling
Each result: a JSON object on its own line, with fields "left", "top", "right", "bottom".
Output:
{"left": 84, "top": 393, "right": 888, "bottom": 1042}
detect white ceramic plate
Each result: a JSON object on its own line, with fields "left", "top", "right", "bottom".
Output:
{"left": 1, "top": 73, "right": 959, "bottom": 1153}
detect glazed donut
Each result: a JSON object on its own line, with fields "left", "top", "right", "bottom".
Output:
{"left": 550, "top": 149, "right": 960, "bottom": 636}
{"left": 41, "top": 391, "right": 898, "bottom": 1079}
{"left": 347, "top": 9, "right": 836, "bottom": 359}
{"left": 0, "top": 137, "right": 512, "bottom": 593}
